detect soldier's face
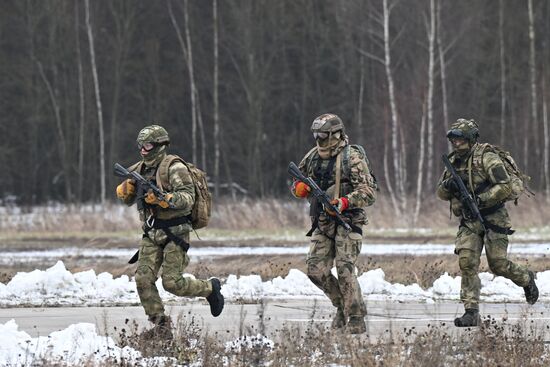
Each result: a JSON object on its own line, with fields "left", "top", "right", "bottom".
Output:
{"left": 450, "top": 137, "right": 469, "bottom": 151}
{"left": 138, "top": 142, "right": 155, "bottom": 156}
{"left": 316, "top": 131, "right": 341, "bottom": 148}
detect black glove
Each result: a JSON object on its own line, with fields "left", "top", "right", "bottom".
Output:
{"left": 442, "top": 178, "right": 460, "bottom": 194}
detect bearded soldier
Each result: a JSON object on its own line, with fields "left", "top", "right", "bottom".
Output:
{"left": 437, "top": 119, "right": 539, "bottom": 327}
{"left": 116, "top": 125, "right": 223, "bottom": 339}
{"left": 290, "top": 114, "right": 377, "bottom": 334}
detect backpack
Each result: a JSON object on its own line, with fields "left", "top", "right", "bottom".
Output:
{"left": 478, "top": 143, "right": 532, "bottom": 204}
{"left": 157, "top": 155, "right": 212, "bottom": 229}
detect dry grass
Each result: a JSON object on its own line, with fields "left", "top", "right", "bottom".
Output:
{"left": 30, "top": 305, "right": 550, "bottom": 366}
{"left": 1, "top": 194, "right": 548, "bottom": 234}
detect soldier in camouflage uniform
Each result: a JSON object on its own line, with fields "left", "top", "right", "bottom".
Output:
{"left": 437, "top": 119, "right": 539, "bottom": 327}
{"left": 116, "top": 125, "right": 224, "bottom": 339}
{"left": 291, "top": 114, "right": 377, "bottom": 334}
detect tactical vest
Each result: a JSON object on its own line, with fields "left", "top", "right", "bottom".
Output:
{"left": 128, "top": 156, "right": 192, "bottom": 221}
{"left": 304, "top": 144, "right": 373, "bottom": 196}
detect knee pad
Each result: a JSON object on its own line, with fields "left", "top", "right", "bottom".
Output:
{"left": 458, "top": 251, "right": 479, "bottom": 275}
{"left": 135, "top": 265, "right": 156, "bottom": 289}
{"left": 488, "top": 258, "right": 509, "bottom": 276}
{"left": 161, "top": 274, "right": 182, "bottom": 294}
{"left": 335, "top": 261, "right": 354, "bottom": 279}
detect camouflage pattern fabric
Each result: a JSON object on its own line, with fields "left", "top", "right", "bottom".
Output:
{"left": 116, "top": 147, "right": 212, "bottom": 319}
{"left": 437, "top": 143, "right": 530, "bottom": 310}
{"left": 297, "top": 143, "right": 376, "bottom": 319}
{"left": 135, "top": 232, "right": 212, "bottom": 318}
{"left": 307, "top": 226, "right": 366, "bottom": 318}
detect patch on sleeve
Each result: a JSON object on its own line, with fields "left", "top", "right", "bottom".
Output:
{"left": 489, "top": 165, "right": 510, "bottom": 184}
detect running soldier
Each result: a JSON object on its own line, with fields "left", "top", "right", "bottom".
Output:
{"left": 290, "top": 114, "right": 377, "bottom": 334}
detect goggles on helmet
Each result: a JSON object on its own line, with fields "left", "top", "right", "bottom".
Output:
{"left": 446, "top": 129, "right": 466, "bottom": 140}
{"left": 137, "top": 142, "right": 156, "bottom": 151}
{"left": 313, "top": 131, "right": 329, "bottom": 140}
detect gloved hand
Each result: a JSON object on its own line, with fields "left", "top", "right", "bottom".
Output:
{"left": 144, "top": 189, "right": 173, "bottom": 209}
{"left": 116, "top": 179, "right": 135, "bottom": 201}
{"left": 292, "top": 181, "right": 311, "bottom": 198}
{"left": 325, "top": 197, "right": 349, "bottom": 216}
{"left": 442, "top": 178, "right": 460, "bottom": 194}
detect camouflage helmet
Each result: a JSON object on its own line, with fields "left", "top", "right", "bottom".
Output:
{"left": 446, "top": 118, "right": 479, "bottom": 143}
{"left": 136, "top": 124, "right": 170, "bottom": 147}
{"left": 310, "top": 113, "right": 345, "bottom": 139}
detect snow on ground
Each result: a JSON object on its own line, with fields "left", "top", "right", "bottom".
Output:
{"left": 0, "top": 319, "right": 176, "bottom": 367}
{"left": 1, "top": 242, "right": 549, "bottom": 265}
{"left": 1, "top": 261, "right": 549, "bottom": 307}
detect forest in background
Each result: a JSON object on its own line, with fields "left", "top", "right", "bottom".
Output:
{"left": 1, "top": 0, "right": 549, "bottom": 218}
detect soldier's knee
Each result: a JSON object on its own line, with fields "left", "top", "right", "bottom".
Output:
{"left": 162, "top": 275, "right": 183, "bottom": 294}
{"left": 335, "top": 261, "right": 354, "bottom": 279}
{"left": 458, "top": 250, "right": 479, "bottom": 274}
{"left": 135, "top": 265, "right": 156, "bottom": 289}
{"left": 488, "top": 258, "right": 509, "bottom": 276}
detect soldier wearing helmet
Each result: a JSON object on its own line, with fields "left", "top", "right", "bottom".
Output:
{"left": 437, "top": 118, "right": 538, "bottom": 327}
{"left": 290, "top": 113, "right": 377, "bottom": 334}
{"left": 116, "top": 124, "right": 223, "bottom": 339}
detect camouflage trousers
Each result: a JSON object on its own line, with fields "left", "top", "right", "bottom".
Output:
{"left": 455, "top": 221, "right": 530, "bottom": 310}
{"left": 135, "top": 228, "right": 212, "bottom": 318}
{"left": 306, "top": 225, "right": 366, "bottom": 318}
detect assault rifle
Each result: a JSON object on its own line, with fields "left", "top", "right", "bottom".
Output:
{"left": 288, "top": 161, "right": 352, "bottom": 231}
{"left": 113, "top": 163, "right": 175, "bottom": 209}
{"left": 441, "top": 154, "right": 486, "bottom": 232}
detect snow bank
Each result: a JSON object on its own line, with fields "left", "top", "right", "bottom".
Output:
{"left": 0, "top": 319, "right": 173, "bottom": 366}
{"left": 1, "top": 261, "right": 549, "bottom": 306}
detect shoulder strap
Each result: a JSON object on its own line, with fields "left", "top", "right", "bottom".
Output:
{"left": 304, "top": 146, "right": 319, "bottom": 174}
{"left": 156, "top": 154, "right": 184, "bottom": 191}
{"left": 127, "top": 161, "right": 143, "bottom": 173}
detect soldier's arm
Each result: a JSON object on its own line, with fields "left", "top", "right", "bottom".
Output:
{"left": 436, "top": 170, "right": 453, "bottom": 201}
{"left": 477, "top": 151, "right": 512, "bottom": 207}
{"left": 347, "top": 148, "right": 376, "bottom": 208}
{"left": 166, "top": 162, "right": 196, "bottom": 213}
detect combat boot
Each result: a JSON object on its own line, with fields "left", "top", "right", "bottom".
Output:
{"left": 454, "top": 308, "right": 480, "bottom": 327}
{"left": 207, "top": 278, "right": 224, "bottom": 317}
{"left": 142, "top": 315, "right": 173, "bottom": 340}
{"left": 524, "top": 271, "right": 539, "bottom": 305}
{"left": 331, "top": 307, "right": 346, "bottom": 329}
{"left": 346, "top": 315, "right": 367, "bottom": 334}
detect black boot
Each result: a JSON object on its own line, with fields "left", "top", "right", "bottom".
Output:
{"left": 207, "top": 278, "right": 225, "bottom": 317}
{"left": 143, "top": 315, "right": 173, "bottom": 340}
{"left": 524, "top": 271, "right": 539, "bottom": 305}
{"left": 454, "top": 308, "right": 480, "bottom": 327}
{"left": 331, "top": 307, "right": 346, "bottom": 329}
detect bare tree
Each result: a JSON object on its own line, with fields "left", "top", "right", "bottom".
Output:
{"left": 168, "top": 0, "right": 205, "bottom": 168}
{"left": 425, "top": 0, "right": 436, "bottom": 187}
{"left": 85, "top": 0, "right": 106, "bottom": 204}
{"left": 213, "top": 0, "right": 220, "bottom": 197}
{"left": 74, "top": 0, "right": 86, "bottom": 202}
{"left": 499, "top": 0, "right": 507, "bottom": 146}
{"left": 383, "top": 0, "right": 406, "bottom": 214}
{"left": 526, "top": 0, "right": 537, "bottom": 172}
{"left": 543, "top": 77, "right": 549, "bottom": 200}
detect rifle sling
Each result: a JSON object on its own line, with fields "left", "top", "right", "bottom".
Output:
{"left": 128, "top": 216, "right": 191, "bottom": 264}
{"left": 306, "top": 212, "right": 363, "bottom": 237}
{"left": 461, "top": 203, "right": 515, "bottom": 235}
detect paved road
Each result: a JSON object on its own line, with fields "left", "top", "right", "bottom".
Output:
{"left": 1, "top": 300, "right": 548, "bottom": 341}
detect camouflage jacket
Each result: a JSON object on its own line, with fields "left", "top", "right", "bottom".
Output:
{"left": 119, "top": 153, "right": 196, "bottom": 223}
{"left": 436, "top": 143, "right": 512, "bottom": 231}
{"left": 298, "top": 144, "right": 377, "bottom": 232}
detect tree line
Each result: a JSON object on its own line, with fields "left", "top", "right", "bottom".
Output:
{"left": 1, "top": 0, "right": 549, "bottom": 216}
